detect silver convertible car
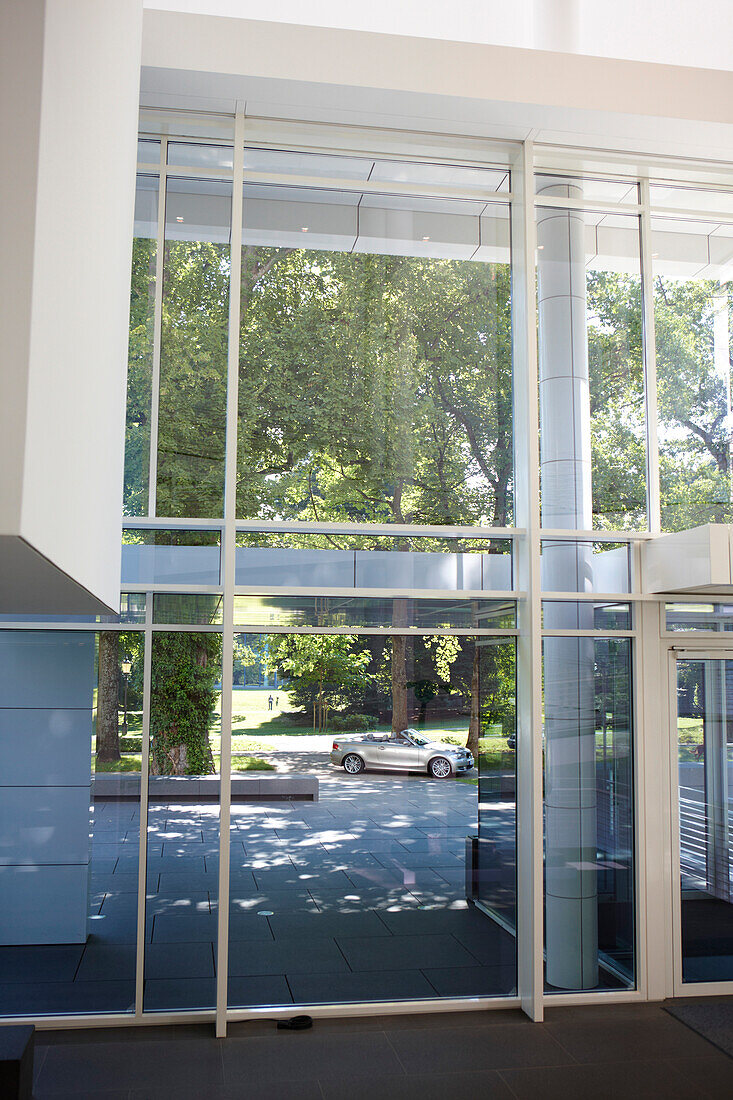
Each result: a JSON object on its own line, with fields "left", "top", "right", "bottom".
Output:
{"left": 330, "top": 728, "right": 474, "bottom": 778}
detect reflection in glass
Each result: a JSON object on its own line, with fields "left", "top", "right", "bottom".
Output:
{"left": 157, "top": 178, "right": 231, "bottom": 518}
{"left": 540, "top": 542, "right": 630, "bottom": 593}
{"left": 143, "top": 632, "right": 222, "bottom": 1012}
{"left": 0, "top": 631, "right": 142, "bottom": 1017}
{"left": 237, "top": 174, "right": 512, "bottom": 526}
{"left": 666, "top": 602, "right": 733, "bottom": 632}
{"left": 153, "top": 594, "right": 223, "bottom": 625}
{"left": 542, "top": 602, "right": 632, "bottom": 631}
{"left": 233, "top": 595, "right": 516, "bottom": 630}
{"left": 677, "top": 658, "right": 733, "bottom": 983}
{"left": 543, "top": 636, "right": 634, "bottom": 991}
{"left": 226, "top": 632, "right": 516, "bottom": 1008}
{"left": 653, "top": 216, "right": 733, "bottom": 530}
{"left": 125, "top": 174, "right": 158, "bottom": 515}
{"left": 121, "top": 529, "right": 221, "bottom": 586}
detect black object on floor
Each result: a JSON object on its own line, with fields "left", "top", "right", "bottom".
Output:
{"left": 0, "top": 1024, "right": 34, "bottom": 1099}
{"left": 664, "top": 1001, "right": 733, "bottom": 1058}
{"left": 277, "top": 1015, "right": 313, "bottom": 1030}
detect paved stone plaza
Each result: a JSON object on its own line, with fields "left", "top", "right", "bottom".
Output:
{"left": 0, "top": 758, "right": 516, "bottom": 1016}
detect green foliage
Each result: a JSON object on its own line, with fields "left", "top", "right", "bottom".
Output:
{"left": 150, "top": 632, "right": 222, "bottom": 775}
{"left": 329, "top": 713, "right": 372, "bottom": 731}
{"left": 270, "top": 635, "right": 373, "bottom": 730}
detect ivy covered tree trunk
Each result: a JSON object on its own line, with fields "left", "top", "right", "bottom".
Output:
{"left": 150, "top": 632, "right": 220, "bottom": 776}
{"left": 467, "top": 644, "right": 481, "bottom": 758}
{"left": 391, "top": 630, "right": 409, "bottom": 733}
{"left": 97, "top": 631, "right": 121, "bottom": 763}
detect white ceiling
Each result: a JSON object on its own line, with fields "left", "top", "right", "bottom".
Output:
{"left": 144, "top": 2, "right": 733, "bottom": 73}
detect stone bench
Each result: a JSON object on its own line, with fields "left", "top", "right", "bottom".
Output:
{"left": 93, "top": 773, "right": 318, "bottom": 802}
{"left": 0, "top": 1026, "right": 34, "bottom": 1100}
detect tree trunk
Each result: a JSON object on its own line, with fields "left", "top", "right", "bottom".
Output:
{"left": 391, "top": 628, "right": 409, "bottom": 734}
{"left": 97, "top": 632, "right": 121, "bottom": 763}
{"left": 467, "top": 643, "right": 481, "bottom": 758}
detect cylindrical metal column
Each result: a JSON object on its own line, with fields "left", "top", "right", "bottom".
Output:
{"left": 537, "top": 179, "right": 599, "bottom": 989}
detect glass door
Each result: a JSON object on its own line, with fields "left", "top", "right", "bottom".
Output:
{"left": 674, "top": 653, "right": 733, "bottom": 990}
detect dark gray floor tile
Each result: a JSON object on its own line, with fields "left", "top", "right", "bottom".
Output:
{"left": 253, "top": 868, "right": 354, "bottom": 891}
{"left": 287, "top": 968, "right": 437, "bottom": 1004}
{"left": 228, "top": 974, "right": 293, "bottom": 1007}
{"left": 422, "top": 964, "right": 517, "bottom": 997}
{"left": 345, "top": 867, "right": 448, "bottom": 889}
{"left": 453, "top": 930, "right": 516, "bottom": 966}
{"left": 671, "top": 1054, "right": 733, "bottom": 1097}
{"left": 228, "top": 890, "right": 320, "bottom": 914}
{"left": 228, "top": 937, "right": 349, "bottom": 977}
{"left": 376, "top": 906, "right": 490, "bottom": 937}
{"left": 129, "top": 1084, "right": 322, "bottom": 1100}
{"left": 152, "top": 913, "right": 217, "bottom": 942}
{"left": 544, "top": 1015, "right": 722, "bottom": 1063}
{"left": 221, "top": 1032, "right": 404, "bottom": 1085}
{"left": 320, "top": 1069, "right": 516, "bottom": 1100}
{"left": 145, "top": 893, "right": 211, "bottom": 916}
{"left": 143, "top": 977, "right": 215, "bottom": 1012}
{"left": 268, "top": 910, "right": 391, "bottom": 940}
{"left": 0, "top": 980, "right": 135, "bottom": 1016}
{"left": 0, "top": 944, "right": 83, "bottom": 984}
{"left": 37, "top": 1038, "right": 223, "bottom": 1095}
{"left": 227, "top": 912, "right": 276, "bottom": 941}
{"left": 499, "top": 1058, "right": 724, "bottom": 1099}
{"left": 389, "top": 1022, "right": 572, "bottom": 1073}
{"left": 145, "top": 941, "right": 215, "bottom": 980}
{"left": 337, "top": 933, "right": 478, "bottom": 972}
{"left": 76, "top": 944, "right": 136, "bottom": 981}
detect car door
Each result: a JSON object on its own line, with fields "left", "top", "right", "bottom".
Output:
{"left": 373, "top": 735, "right": 417, "bottom": 770}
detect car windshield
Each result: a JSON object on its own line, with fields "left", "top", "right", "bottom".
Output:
{"left": 403, "top": 729, "right": 430, "bottom": 746}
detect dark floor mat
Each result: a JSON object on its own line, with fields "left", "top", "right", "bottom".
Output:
{"left": 664, "top": 1001, "right": 733, "bottom": 1058}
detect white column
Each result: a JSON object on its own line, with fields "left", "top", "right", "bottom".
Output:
{"left": 537, "top": 180, "right": 599, "bottom": 989}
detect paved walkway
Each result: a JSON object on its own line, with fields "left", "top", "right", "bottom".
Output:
{"left": 0, "top": 764, "right": 515, "bottom": 1016}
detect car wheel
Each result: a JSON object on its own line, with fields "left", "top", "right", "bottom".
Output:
{"left": 429, "top": 756, "right": 452, "bottom": 779}
{"left": 343, "top": 753, "right": 365, "bottom": 774}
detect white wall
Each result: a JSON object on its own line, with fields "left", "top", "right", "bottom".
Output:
{"left": 0, "top": 0, "right": 144, "bottom": 613}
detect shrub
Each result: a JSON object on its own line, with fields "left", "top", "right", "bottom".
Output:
{"left": 329, "top": 713, "right": 372, "bottom": 731}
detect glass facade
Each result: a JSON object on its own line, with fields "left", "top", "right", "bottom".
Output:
{"left": 8, "top": 119, "right": 733, "bottom": 1026}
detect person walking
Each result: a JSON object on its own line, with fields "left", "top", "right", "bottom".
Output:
{"left": 268, "top": 694, "right": 274, "bottom": 711}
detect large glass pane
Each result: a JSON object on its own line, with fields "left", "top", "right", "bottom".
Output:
{"left": 143, "top": 632, "right": 222, "bottom": 1012}
{"left": 677, "top": 658, "right": 733, "bottom": 983}
{"left": 0, "top": 631, "right": 142, "bottom": 1016}
{"left": 652, "top": 214, "right": 733, "bottom": 530}
{"left": 156, "top": 178, "right": 231, "bottom": 518}
{"left": 666, "top": 602, "right": 733, "bottom": 632}
{"left": 226, "top": 632, "right": 516, "bottom": 1008}
{"left": 542, "top": 635, "right": 634, "bottom": 991}
{"left": 540, "top": 541, "right": 630, "bottom": 593}
{"left": 536, "top": 181, "right": 646, "bottom": 531}
{"left": 233, "top": 595, "right": 516, "bottom": 630}
{"left": 237, "top": 172, "right": 512, "bottom": 526}
{"left": 121, "top": 529, "right": 221, "bottom": 586}
{"left": 125, "top": 174, "right": 158, "bottom": 515}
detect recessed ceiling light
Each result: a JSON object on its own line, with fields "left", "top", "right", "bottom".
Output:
{"left": 652, "top": 252, "right": 659, "bottom": 258}
{"left": 301, "top": 226, "right": 309, "bottom": 232}
{"left": 176, "top": 216, "right": 184, "bottom": 222}
{"left": 422, "top": 236, "right": 430, "bottom": 242}
{"left": 537, "top": 245, "right": 544, "bottom": 250}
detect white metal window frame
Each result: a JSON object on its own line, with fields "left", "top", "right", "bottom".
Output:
{"left": 666, "top": 643, "right": 733, "bottom": 997}
{"left": 3, "top": 112, "right": 733, "bottom": 1032}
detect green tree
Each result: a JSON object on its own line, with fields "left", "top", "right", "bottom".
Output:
{"left": 150, "top": 632, "right": 221, "bottom": 775}
{"left": 271, "top": 634, "right": 373, "bottom": 732}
